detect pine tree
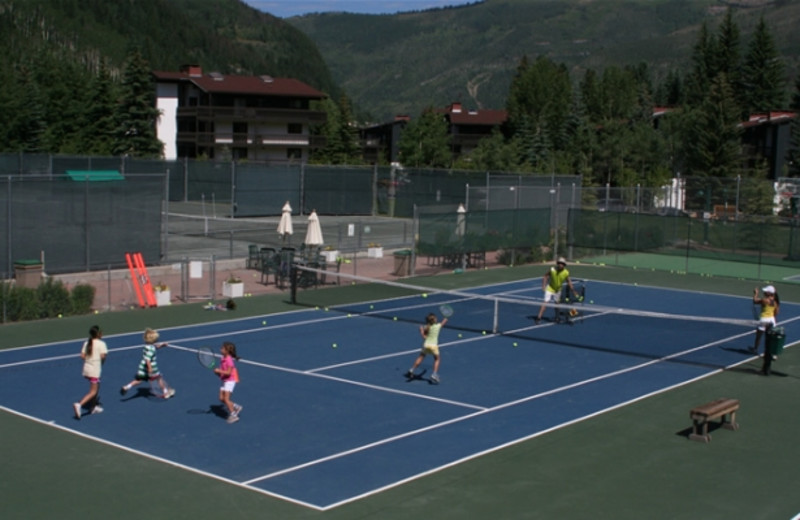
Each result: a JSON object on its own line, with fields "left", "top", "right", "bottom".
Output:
{"left": 685, "top": 73, "right": 742, "bottom": 178}
{"left": 397, "top": 108, "right": 451, "bottom": 168}
{"left": 741, "top": 16, "right": 785, "bottom": 115}
{"left": 82, "top": 59, "right": 119, "bottom": 156}
{"left": 112, "top": 49, "right": 162, "bottom": 157}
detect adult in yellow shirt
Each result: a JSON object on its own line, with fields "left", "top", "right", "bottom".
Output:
{"left": 535, "top": 257, "right": 579, "bottom": 324}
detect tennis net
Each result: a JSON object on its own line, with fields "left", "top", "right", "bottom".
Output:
{"left": 290, "top": 265, "right": 757, "bottom": 349}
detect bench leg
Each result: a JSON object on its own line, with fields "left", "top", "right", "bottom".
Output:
{"left": 689, "top": 420, "right": 711, "bottom": 442}
{"left": 721, "top": 411, "right": 739, "bottom": 431}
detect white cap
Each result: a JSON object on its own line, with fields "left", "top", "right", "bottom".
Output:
{"left": 557, "top": 257, "right": 567, "bottom": 265}
{"left": 762, "top": 285, "right": 775, "bottom": 294}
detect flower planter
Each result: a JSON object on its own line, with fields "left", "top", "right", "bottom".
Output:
{"left": 222, "top": 281, "right": 244, "bottom": 298}
{"left": 367, "top": 247, "right": 384, "bottom": 259}
{"left": 321, "top": 250, "right": 340, "bottom": 263}
{"left": 155, "top": 289, "right": 171, "bottom": 307}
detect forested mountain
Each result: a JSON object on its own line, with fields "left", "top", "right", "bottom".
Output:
{"left": 289, "top": 0, "right": 800, "bottom": 121}
{"left": 0, "top": 0, "right": 339, "bottom": 104}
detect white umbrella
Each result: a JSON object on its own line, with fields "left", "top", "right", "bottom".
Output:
{"left": 456, "top": 203, "right": 466, "bottom": 237}
{"left": 277, "top": 201, "right": 293, "bottom": 243}
{"left": 305, "top": 210, "right": 324, "bottom": 248}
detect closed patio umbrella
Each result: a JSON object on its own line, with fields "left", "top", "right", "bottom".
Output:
{"left": 305, "top": 210, "right": 324, "bottom": 248}
{"left": 277, "top": 201, "right": 293, "bottom": 243}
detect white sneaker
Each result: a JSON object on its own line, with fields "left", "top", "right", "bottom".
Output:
{"left": 233, "top": 404, "right": 243, "bottom": 415}
{"left": 91, "top": 405, "right": 104, "bottom": 414}
{"left": 73, "top": 403, "right": 82, "bottom": 419}
{"left": 226, "top": 414, "right": 240, "bottom": 424}
{"left": 165, "top": 388, "right": 176, "bottom": 399}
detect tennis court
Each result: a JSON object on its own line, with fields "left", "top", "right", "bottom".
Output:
{"left": 3, "top": 271, "right": 799, "bottom": 516}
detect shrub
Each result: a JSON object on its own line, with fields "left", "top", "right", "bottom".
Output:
{"left": 37, "top": 278, "right": 71, "bottom": 319}
{"left": 71, "top": 284, "right": 96, "bottom": 315}
{"left": 7, "top": 286, "right": 39, "bottom": 321}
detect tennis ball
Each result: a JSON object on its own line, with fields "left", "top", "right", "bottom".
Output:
{"left": 482, "top": 331, "right": 487, "bottom": 335}
{"left": 513, "top": 342, "right": 518, "bottom": 347}
{"left": 332, "top": 343, "right": 337, "bottom": 348}
{"left": 590, "top": 300, "right": 594, "bottom": 304}
{"left": 422, "top": 293, "right": 428, "bottom": 298}
{"left": 347, "top": 313, "right": 352, "bottom": 317}
{"left": 94, "top": 310, "right": 99, "bottom": 314}
{"left": 58, "top": 313, "right": 62, "bottom": 318}
{"left": 262, "top": 320, "right": 267, "bottom": 325}
{"left": 458, "top": 333, "right": 463, "bottom": 338}
{"left": 393, "top": 317, "right": 398, "bottom": 321}
{"left": 324, "top": 307, "right": 329, "bottom": 311}
{"left": 370, "top": 305, "right": 374, "bottom": 309}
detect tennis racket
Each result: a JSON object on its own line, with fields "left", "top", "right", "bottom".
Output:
{"left": 439, "top": 304, "right": 454, "bottom": 317}
{"left": 197, "top": 346, "right": 217, "bottom": 369}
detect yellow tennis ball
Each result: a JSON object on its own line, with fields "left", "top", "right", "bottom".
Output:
{"left": 482, "top": 331, "right": 486, "bottom": 335}
{"left": 324, "top": 307, "right": 329, "bottom": 311}
{"left": 458, "top": 333, "right": 462, "bottom": 338}
{"left": 94, "top": 310, "right": 99, "bottom": 314}
{"left": 513, "top": 342, "right": 518, "bottom": 347}
{"left": 347, "top": 313, "right": 352, "bottom": 317}
{"left": 332, "top": 343, "right": 337, "bottom": 348}
{"left": 422, "top": 293, "right": 428, "bottom": 298}
{"left": 393, "top": 317, "right": 398, "bottom": 321}
{"left": 262, "top": 320, "right": 267, "bottom": 325}
{"left": 370, "top": 305, "right": 374, "bottom": 309}
{"left": 58, "top": 313, "right": 62, "bottom": 318}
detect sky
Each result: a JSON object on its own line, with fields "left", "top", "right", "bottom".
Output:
{"left": 242, "top": 0, "right": 475, "bottom": 18}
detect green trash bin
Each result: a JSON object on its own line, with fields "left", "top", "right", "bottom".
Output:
{"left": 766, "top": 327, "right": 786, "bottom": 356}
{"left": 393, "top": 249, "right": 412, "bottom": 276}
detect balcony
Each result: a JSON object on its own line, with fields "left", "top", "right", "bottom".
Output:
{"left": 177, "top": 106, "right": 327, "bottom": 123}
{"left": 176, "top": 132, "right": 327, "bottom": 149}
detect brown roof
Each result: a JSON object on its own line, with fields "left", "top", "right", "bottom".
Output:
{"left": 446, "top": 108, "right": 508, "bottom": 126}
{"left": 152, "top": 70, "right": 326, "bottom": 99}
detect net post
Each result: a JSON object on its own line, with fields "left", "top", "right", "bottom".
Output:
{"left": 289, "top": 263, "right": 298, "bottom": 304}
{"left": 493, "top": 298, "right": 499, "bottom": 333}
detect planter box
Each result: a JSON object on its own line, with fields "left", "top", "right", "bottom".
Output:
{"left": 368, "top": 247, "right": 384, "bottom": 259}
{"left": 155, "top": 289, "right": 171, "bottom": 307}
{"left": 321, "top": 250, "right": 340, "bottom": 263}
{"left": 222, "top": 281, "right": 244, "bottom": 298}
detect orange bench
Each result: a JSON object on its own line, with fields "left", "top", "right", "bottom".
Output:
{"left": 689, "top": 398, "right": 740, "bottom": 443}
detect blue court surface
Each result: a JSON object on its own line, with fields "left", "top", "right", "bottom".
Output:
{"left": 2, "top": 280, "right": 798, "bottom": 511}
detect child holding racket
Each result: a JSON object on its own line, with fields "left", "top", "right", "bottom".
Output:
{"left": 120, "top": 328, "right": 175, "bottom": 399}
{"left": 73, "top": 325, "right": 108, "bottom": 419}
{"left": 214, "top": 341, "right": 242, "bottom": 424}
{"left": 406, "top": 312, "right": 448, "bottom": 384}
{"left": 751, "top": 285, "right": 780, "bottom": 357}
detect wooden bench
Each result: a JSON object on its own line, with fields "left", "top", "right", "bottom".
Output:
{"left": 689, "top": 398, "right": 740, "bottom": 443}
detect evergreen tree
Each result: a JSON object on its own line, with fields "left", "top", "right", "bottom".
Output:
{"left": 714, "top": 9, "right": 742, "bottom": 95}
{"left": 685, "top": 22, "right": 715, "bottom": 106}
{"left": 6, "top": 65, "right": 47, "bottom": 152}
{"left": 397, "top": 108, "right": 451, "bottom": 168}
{"left": 741, "top": 16, "right": 785, "bottom": 115}
{"left": 112, "top": 49, "right": 162, "bottom": 157}
{"left": 788, "top": 74, "right": 800, "bottom": 176}
{"left": 82, "top": 59, "right": 119, "bottom": 156}
{"left": 685, "top": 73, "right": 742, "bottom": 178}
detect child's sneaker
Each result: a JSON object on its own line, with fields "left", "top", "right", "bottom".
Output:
{"left": 91, "top": 405, "right": 104, "bottom": 414}
{"left": 431, "top": 373, "right": 440, "bottom": 384}
{"left": 234, "top": 404, "right": 243, "bottom": 415}
{"left": 73, "top": 403, "right": 82, "bottom": 419}
{"left": 120, "top": 386, "right": 128, "bottom": 396}
{"left": 405, "top": 369, "right": 415, "bottom": 378}
{"left": 226, "top": 414, "right": 240, "bottom": 424}
{"left": 165, "top": 388, "right": 176, "bottom": 399}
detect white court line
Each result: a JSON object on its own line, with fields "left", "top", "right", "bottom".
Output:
{"left": 242, "top": 328, "right": 777, "bottom": 490}
{"left": 0, "top": 405, "right": 324, "bottom": 511}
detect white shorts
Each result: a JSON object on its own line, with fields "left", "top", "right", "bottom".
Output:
{"left": 757, "top": 317, "right": 776, "bottom": 332}
{"left": 542, "top": 289, "right": 560, "bottom": 303}
{"left": 220, "top": 381, "right": 237, "bottom": 393}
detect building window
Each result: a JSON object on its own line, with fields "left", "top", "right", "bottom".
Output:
{"left": 287, "top": 123, "right": 303, "bottom": 134}
{"left": 233, "top": 122, "right": 248, "bottom": 134}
